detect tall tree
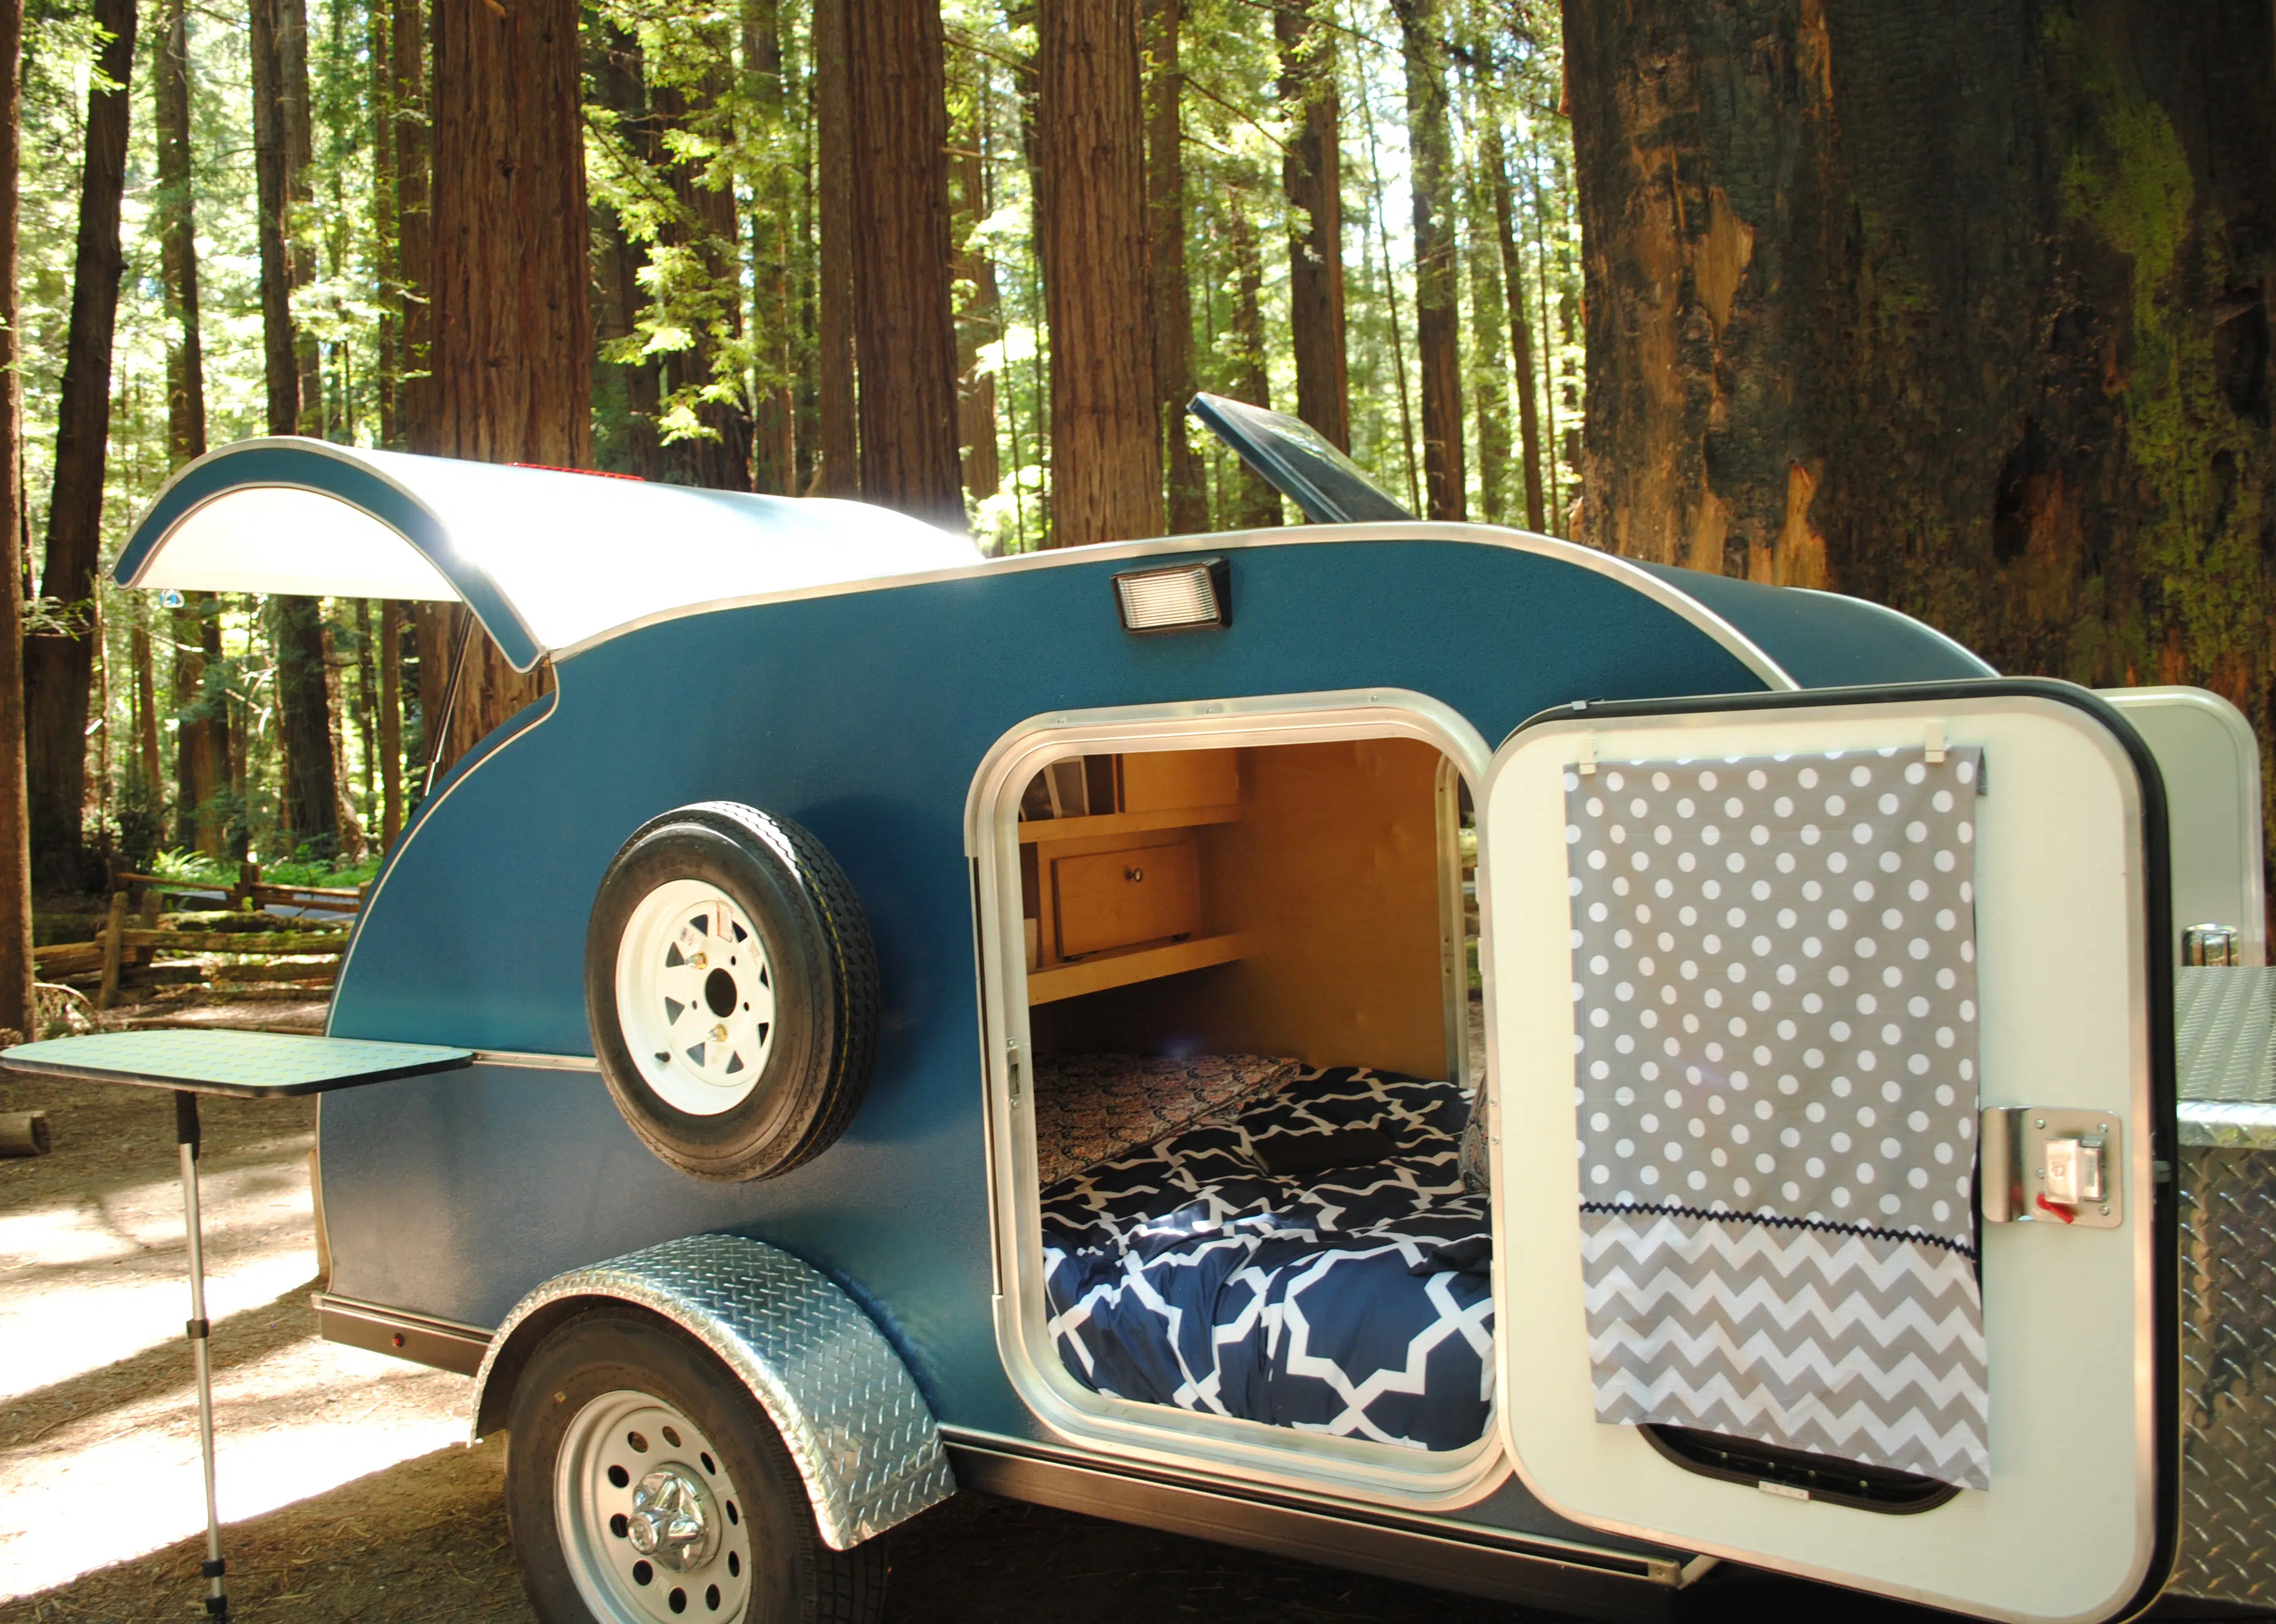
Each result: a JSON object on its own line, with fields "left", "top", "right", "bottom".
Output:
{"left": 953, "top": 103, "right": 1003, "bottom": 509}
{"left": 21, "top": 0, "right": 136, "bottom": 881}
{"left": 1144, "top": 0, "right": 1204, "bottom": 533}
{"left": 1396, "top": 0, "right": 1463, "bottom": 519}
{"left": 654, "top": 52, "right": 754, "bottom": 492}
{"left": 1275, "top": 0, "right": 1349, "bottom": 449}
{"left": 847, "top": 0, "right": 963, "bottom": 526}
{"left": 156, "top": 0, "right": 229, "bottom": 855}
{"left": 251, "top": 0, "right": 338, "bottom": 849}
{"left": 1038, "top": 0, "right": 1159, "bottom": 546}
{"left": 1224, "top": 195, "right": 1282, "bottom": 531}
{"left": 591, "top": 22, "right": 663, "bottom": 478}
{"left": 1564, "top": 0, "right": 2276, "bottom": 843}
{"left": 743, "top": 0, "right": 796, "bottom": 494}
{"left": 392, "top": 0, "right": 429, "bottom": 448}
{"left": 0, "top": 0, "right": 29, "bottom": 1037}
{"left": 810, "top": 0, "right": 857, "bottom": 495}
{"left": 1481, "top": 118, "right": 1545, "bottom": 532}
{"left": 422, "top": 0, "right": 590, "bottom": 769}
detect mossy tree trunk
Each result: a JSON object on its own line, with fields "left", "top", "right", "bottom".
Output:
{"left": 1565, "top": 0, "right": 2276, "bottom": 870}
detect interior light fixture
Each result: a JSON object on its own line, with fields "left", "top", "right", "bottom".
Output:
{"left": 1112, "top": 558, "right": 1231, "bottom": 635}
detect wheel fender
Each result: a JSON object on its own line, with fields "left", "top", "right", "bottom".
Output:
{"left": 471, "top": 1233, "right": 954, "bottom": 1549}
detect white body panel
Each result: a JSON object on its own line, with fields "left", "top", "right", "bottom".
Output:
{"left": 1482, "top": 689, "right": 2161, "bottom": 1623}
{"left": 2100, "top": 687, "right": 2265, "bottom": 964}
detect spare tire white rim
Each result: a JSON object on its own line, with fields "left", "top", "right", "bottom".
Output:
{"left": 615, "top": 878, "right": 777, "bottom": 1116}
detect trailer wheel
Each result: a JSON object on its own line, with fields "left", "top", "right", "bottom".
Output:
{"left": 506, "top": 1306, "right": 885, "bottom": 1624}
{"left": 588, "top": 803, "right": 878, "bottom": 1182}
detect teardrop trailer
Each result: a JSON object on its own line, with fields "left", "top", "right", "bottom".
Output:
{"left": 31, "top": 397, "right": 2276, "bottom": 1623}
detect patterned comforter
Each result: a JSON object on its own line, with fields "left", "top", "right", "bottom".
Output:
{"left": 1040, "top": 1066, "right": 1496, "bottom": 1452}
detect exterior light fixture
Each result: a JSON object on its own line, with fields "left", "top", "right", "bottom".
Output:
{"left": 1112, "top": 558, "right": 1231, "bottom": 635}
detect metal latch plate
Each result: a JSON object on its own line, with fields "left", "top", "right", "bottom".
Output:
{"left": 1980, "top": 1108, "right": 2122, "bottom": 1228}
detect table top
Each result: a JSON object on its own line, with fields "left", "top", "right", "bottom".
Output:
{"left": 0, "top": 1029, "right": 474, "bottom": 1097}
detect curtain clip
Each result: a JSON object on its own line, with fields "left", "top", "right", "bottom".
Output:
{"left": 1924, "top": 721, "right": 1946, "bottom": 764}
{"left": 1577, "top": 736, "right": 1597, "bottom": 776}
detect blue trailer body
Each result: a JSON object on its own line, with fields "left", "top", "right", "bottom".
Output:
{"left": 310, "top": 530, "right": 1978, "bottom": 1447}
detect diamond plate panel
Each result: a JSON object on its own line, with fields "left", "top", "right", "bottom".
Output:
{"left": 2172, "top": 1145, "right": 2276, "bottom": 1604}
{"left": 474, "top": 1234, "right": 954, "bottom": 1549}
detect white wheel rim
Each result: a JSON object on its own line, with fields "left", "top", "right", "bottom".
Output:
{"left": 556, "top": 1388, "right": 754, "bottom": 1624}
{"left": 615, "top": 880, "right": 778, "bottom": 1116}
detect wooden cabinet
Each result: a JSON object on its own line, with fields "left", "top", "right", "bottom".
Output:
{"left": 1021, "top": 749, "right": 1243, "bottom": 1004}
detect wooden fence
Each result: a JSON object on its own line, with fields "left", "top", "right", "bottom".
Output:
{"left": 33, "top": 863, "right": 365, "bottom": 1009}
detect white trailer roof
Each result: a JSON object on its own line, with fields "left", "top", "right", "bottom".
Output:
{"left": 116, "top": 439, "right": 982, "bottom": 670}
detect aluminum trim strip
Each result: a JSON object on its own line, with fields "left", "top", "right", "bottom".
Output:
{"left": 471, "top": 1233, "right": 954, "bottom": 1549}
{"left": 2178, "top": 1102, "right": 2276, "bottom": 1149}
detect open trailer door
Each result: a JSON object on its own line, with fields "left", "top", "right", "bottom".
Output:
{"left": 1480, "top": 680, "right": 2176, "bottom": 1623}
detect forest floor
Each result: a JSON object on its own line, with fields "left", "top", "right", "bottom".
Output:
{"left": 0, "top": 999, "right": 1978, "bottom": 1623}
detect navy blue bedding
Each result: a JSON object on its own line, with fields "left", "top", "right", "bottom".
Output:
{"left": 1040, "top": 1066, "right": 1496, "bottom": 1452}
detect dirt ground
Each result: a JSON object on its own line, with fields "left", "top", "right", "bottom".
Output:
{"left": 0, "top": 1004, "right": 2021, "bottom": 1624}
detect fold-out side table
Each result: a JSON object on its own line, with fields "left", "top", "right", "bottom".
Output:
{"left": 0, "top": 1029, "right": 472, "bottom": 1618}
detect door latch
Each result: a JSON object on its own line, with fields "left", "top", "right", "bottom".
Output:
{"left": 1980, "top": 1108, "right": 2122, "bottom": 1228}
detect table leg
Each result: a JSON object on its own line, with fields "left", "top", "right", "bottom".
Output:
{"left": 175, "top": 1090, "right": 228, "bottom": 1619}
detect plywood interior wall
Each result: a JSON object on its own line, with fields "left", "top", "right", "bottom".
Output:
{"left": 1025, "top": 737, "right": 1448, "bottom": 1080}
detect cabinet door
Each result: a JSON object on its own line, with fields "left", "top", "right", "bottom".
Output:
{"left": 1480, "top": 679, "right": 2175, "bottom": 1624}
{"left": 1055, "top": 839, "right": 1201, "bottom": 956}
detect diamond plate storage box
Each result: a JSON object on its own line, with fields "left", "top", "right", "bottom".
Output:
{"left": 2169, "top": 968, "right": 2276, "bottom": 1605}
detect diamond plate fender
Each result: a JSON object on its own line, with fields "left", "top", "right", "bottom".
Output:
{"left": 470, "top": 1232, "right": 956, "bottom": 1549}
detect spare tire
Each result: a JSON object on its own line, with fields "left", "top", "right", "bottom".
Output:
{"left": 586, "top": 803, "right": 878, "bottom": 1182}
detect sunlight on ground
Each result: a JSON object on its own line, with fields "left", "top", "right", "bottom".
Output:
{"left": 0, "top": 1120, "right": 474, "bottom": 1600}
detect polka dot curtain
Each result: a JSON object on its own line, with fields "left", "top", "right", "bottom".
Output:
{"left": 1567, "top": 746, "right": 1990, "bottom": 1489}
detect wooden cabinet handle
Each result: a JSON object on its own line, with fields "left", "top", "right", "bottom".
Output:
{"left": 1125, "top": 867, "right": 1144, "bottom": 883}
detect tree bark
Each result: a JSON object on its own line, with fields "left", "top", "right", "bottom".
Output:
{"left": 392, "top": 0, "right": 429, "bottom": 449}
{"left": 744, "top": 0, "right": 796, "bottom": 495}
{"left": 1226, "top": 197, "right": 1282, "bottom": 531}
{"left": 1276, "top": 0, "right": 1349, "bottom": 450}
{"left": 279, "top": 0, "right": 320, "bottom": 434}
{"left": 1396, "top": 0, "right": 1462, "bottom": 520}
{"left": 378, "top": 600, "right": 402, "bottom": 845}
{"left": 1565, "top": 0, "right": 2276, "bottom": 850}
{"left": 954, "top": 93, "right": 1003, "bottom": 508}
{"left": 369, "top": 0, "right": 397, "bottom": 444}
{"left": 1144, "top": 0, "right": 1204, "bottom": 534}
{"left": 811, "top": 0, "right": 857, "bottom": 495}
{"left": 21, "top": 0, "right": 135, "bottom": 883}
{"left": 1466, "top": 195, "right": 1511, "bottom": 527}
{"left": 157, "top": 0, "right": 227, "bottom": 853}
{"left": 131, "top": 617, "right": 162, "bottom": 800}
{"left": 1481, "top": 119, "right": 1544, "bottom": 533}
{"left": 422, "top": 0, "right": 587, "bottom": 770}
{"left": 655, "top": 57, "right": 754, "bottom": 492}
{"left": 1039, "top": 0, "right": 1160, "bottom": 546}
{"left": 0, "top": 0, "right": 29, "bottom": 1036}
{"left": 847, "top": 0, "right": 963, "bottom": 527}
{"left": 590, "top": 23, "right": 661, "bottom": 479}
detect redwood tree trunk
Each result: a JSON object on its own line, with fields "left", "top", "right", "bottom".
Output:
{"left": 1565, "top": 0, "right": 2276, "bottom": 859}
{"left": 953, "top": 118, "right": 1003, "bottom": 506}
{"left": 1039, "top": 0, "right": 1161, "bottom": 546}
{"left": 744, "top": 0, "right": 796, "bottom": 495}
{"left": 1276, "top": 0, "right": 1349, "bottom": 450}
{"left": 422, "top": 0, "right": 588, "bottom": 769}
{"left": 656, "top": 59, "right": 754, "bottom": 492}
{"left": 847, "top": 0, "right": 963, "bottom": 527}
{"left": 0, "top": 0, "right": 29, "bottom": 1036}
{"left": 21, "top": 0, "right": 135, "bottom": 883}
{"left": 1397, "top": 0, "right": 1463, "bottom": 520}
{"left": 811, "top": 0, "right": 857, "bottom": 496}
{"left": 1226, "top": 197, "right": 1282, "bottom": 531}
{"left": 157, "top": 0, "right": 228, "bottom": 855}
{"left": 1482, "top": 119, "right": 1545, "bottom": 533}
{"left": 392, "top": 0, "right": 429, "bottom": 449}
{"left": 1145, "top": 0, "right": 1204, "bottom": 534}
